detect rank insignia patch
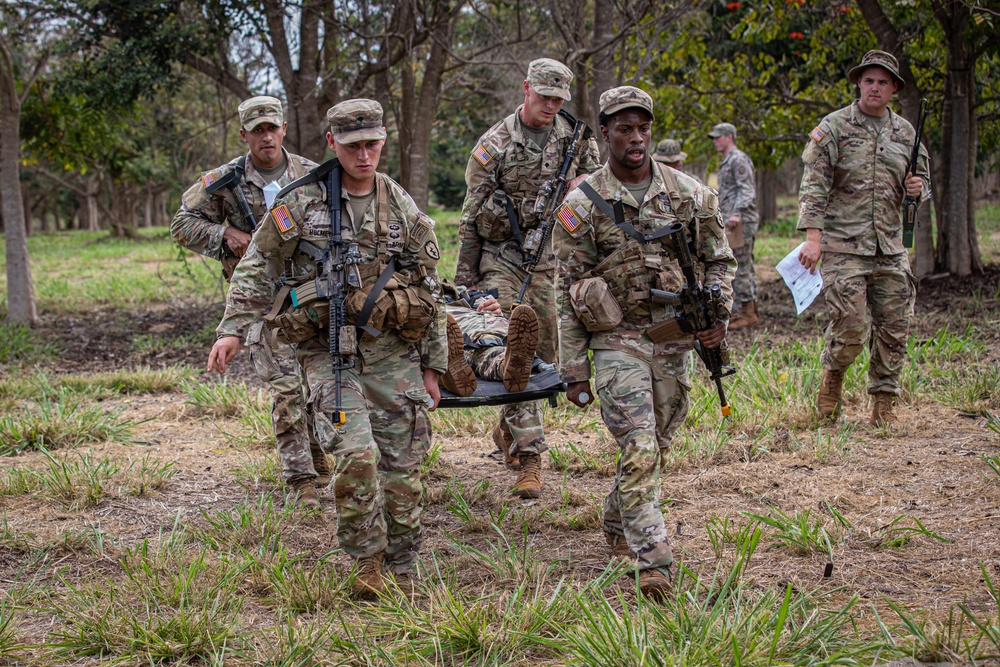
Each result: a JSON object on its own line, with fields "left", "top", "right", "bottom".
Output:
{"left": 272, "top": 204, "right": 294, "bottom": 233}
{"left": 201, "top": 172, "right": 216, "bottom": 188}
{"left": 472, "top": 144, "right": 494, "bottom": 167}
{"left": 809, "top": 126, "right": 826, "bottom": 143}
{"left": 556, "top": 203, "right": 583, "bottom": 233}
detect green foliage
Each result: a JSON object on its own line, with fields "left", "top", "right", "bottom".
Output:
{"left": 182, "top": 379, "right": 259, "bottom": 419}
{"left": 743, "top": 507, "right": 840, "bottom": 558}
{"left": 870, "top": 515, "right": 948, "bottom": 550}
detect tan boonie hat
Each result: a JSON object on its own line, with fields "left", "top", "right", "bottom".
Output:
{"left": 238, "top": 96, "right": 283, "bottom": 131}
{"left": 526, "top": 58, "right": 573, "bottom": 101}
{"left": 653, "top": 139, "right": 687, "bottom": 164}
{"left": 848, "top": 49, "right": 905, "bottom": 90}
{"left": 708, "top": 122, "right": 737, "bottom": 139}
{"left": 327, "top": 99, "right": 387, "bottom": 144}
{"left": 599, "top": 86, "right": 654, "bottom": 120}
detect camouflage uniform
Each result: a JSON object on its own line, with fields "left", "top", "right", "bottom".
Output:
{"left": 456, "top": 59, "right": 601, "bottom": 458}
{"left": 715, "top": 141, "right": 759, "bottom": 305}
{"left": 171, "top": 106, "right": 322, "bottom": 484}
{"left": 554, "top": 135, "right": 736, "bottom": 572}
{"left": 797, "top": 98, "right": 929, "bottom": 395}
{"left": 445, "top": 302, "right": 511, "bottom": 381}
{"left": 217, "top": 155, "right": 447, "bottom": 574}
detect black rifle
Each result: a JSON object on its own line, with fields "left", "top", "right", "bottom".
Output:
{"left": 511, "top": 118, "right": 591, "bottom": 312}
{"left": 204, "top": 156, "right": 257, "bottom": 259}
{"left": 902, "top": 98, "right": 929, "bottom": 249}
{"left": 314, "top": 159, "right": 362, "bottom": 428}
{"left": 649, "top": 222, "right": 736, "bottom": 417}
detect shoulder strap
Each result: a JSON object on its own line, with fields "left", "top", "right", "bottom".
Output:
{"left": 274, "top": 158, "right": 340, "bottom": 202}
{"left": 375, "top": 174, "right": 390, "bottom": 261}
{"left": 577, "top": 180, "right": 674, "bottom": 245}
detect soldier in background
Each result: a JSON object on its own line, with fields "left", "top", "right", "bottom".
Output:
{"left": 170, "top": 96, "right": 329, "bottom": 509}
{"left": 554, "top": 86, "right": 736, "bottom": 600}
{"left": 797, "top": 50, "right": 929, "bottom": 427}
{"left": 652, "top": 139, "right": 699, "bottom": 182}
{"left": 709, "top": 122, "right": 760, "bottom": 329}
{"left": 208, "top": 99, "right": 447, "bottom": 597}
{"left": 455, "top": 58, "right": 601, "bottom": 499}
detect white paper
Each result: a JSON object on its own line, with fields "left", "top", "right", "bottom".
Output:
{"left": 776, "top": 242, "right": 823, "bottom": 315}
{"left": 263, "top": 181, "right": 282, "bottom": 208}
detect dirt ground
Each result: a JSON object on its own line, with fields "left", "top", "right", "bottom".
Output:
{"left": 4, "top": 266, "right": 1000, "bottom": 646}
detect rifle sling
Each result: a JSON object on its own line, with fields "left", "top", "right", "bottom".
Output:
{"left": 274, "top": 158, "right": 340, "bottom": 202}
{"left": 576, "top": 181, "right": 673, "bottom": 245}
{"left": 353, "top": 256, "right": 396, "bottom": 337}
{"left": 503, "top": 193, "right": 524, "bottom": 247}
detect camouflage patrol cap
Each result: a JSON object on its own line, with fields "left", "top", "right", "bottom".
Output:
{"left": 708, "top": 122, "right": 737, "bottom": 139}
{"left": 598, "top": 86, "right": 654, "bottom": 120}
{"left": 526, "top": 58, "right": 573, "bottom": 101}
{"left": 848, "top": 49, "right": 905, "bottom": 90}
{"left": 327, "top": 99, "right": 387, "bottom": 144}
{"left": 238, "top": 96, "right": 284, "bottom": 131}
{"left": 653, "top": 139, "right": 687, "bottom": 164}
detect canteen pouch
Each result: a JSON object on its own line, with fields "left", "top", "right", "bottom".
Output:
{"left": 569, "top": 277, "right": 623, "bottom": 332}
{"left": 347, "top": 284, "right": 438, "bottom": 343}
{"left": 475, "top": 190, "right": 514, "bottom": 243}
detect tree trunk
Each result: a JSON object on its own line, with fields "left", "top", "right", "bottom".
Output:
{"left": 406, "top": 13, "right": 454, "bottom": 211}
{"left": 0, "top": 39, "right": 38, "bottom": 325}
{"left": 588, "top": 0, "right": 615, "bottom": 160}
{"left": 757, "top": 169, "right": 777, "bottom": 223}
{"left": 934, "top": 3, "right": 973, "bottom": 276}
{"left": 398, "top": 52, "right": 415, "bottom": 190}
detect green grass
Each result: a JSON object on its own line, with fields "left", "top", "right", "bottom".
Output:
{"left": 0, "top": 323, "right": 60, "bottom": 365}
{"left": 0, "top": 228, "right": 220, "bottom": 317}
{"left": 0, "top": 392, "right": 139, "bottom": 455}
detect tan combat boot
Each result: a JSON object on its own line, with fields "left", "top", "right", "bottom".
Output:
{"left": 511, "top": 453, "right": 542, "bottom": 499}
{"left": 637, "top": 567, "right": 672, "bottom": 602}
{"left": 870, "top": 393, "right": 896, "bottom": 427}
{"left": 351, "top": 552, "right": 385, "bottom": 597}
{"left": 500, "top": 305, "right": 539, "bottom": 392}
{"left": 310, "top": 441, "right": 332, "bottom": 487}
{"left": 288, "top": 477, "right": 321, "bottom": 510}
{"left": 492, "top": 424, "right": 520, "bottom": 470}
{"left": 440, "top": 314, "right": 477, "bottom": 397}
{"left": 604, "top": 531, "right": 635, "bottom": 559}
{"left": 728, "top": 301, "right": 760, "bottom": 330}
{"left": 816, "top": 369, "right": 845, "bottom": 419}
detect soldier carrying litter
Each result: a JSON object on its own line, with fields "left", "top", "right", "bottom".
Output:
{"left": 553, "top": 86, "right": 737, "bottom": 600}
{"left": 170, "top": 96, "right": 329, "bottom": 509}
{"left": 455, "top": 58, "right": 601, "bottom": 498}
{"left": 208, "top": 99, "right": 447, "bottom": 597}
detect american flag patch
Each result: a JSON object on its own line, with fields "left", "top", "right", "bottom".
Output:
{"left": 809, "top": 126, "right": 826, "bottom": 143}
{"left": 272, "top": 204, "right": 294, "bottom": 233}
{"left": 557, "top": 203, "right": 583, "bottom": 233}
{"left": 201, "top": 172, "right": 216, "bottom": 188}
{"left": 472, "top": 144, "right": 494, "bottom": 167}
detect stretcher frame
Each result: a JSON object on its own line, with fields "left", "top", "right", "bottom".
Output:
{"left": 438, "top": 365, "right": 565, "bottom": 408}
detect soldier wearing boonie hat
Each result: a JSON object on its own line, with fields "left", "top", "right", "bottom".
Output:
{"left": 653, "top": 139, "right": 687, "bottom": 164}
{"left": 454, "top": 60, "right": 601, "bottom": 500}
{"left": 327, "top": 98, "right": 388, "bottom": 144}
{"left": 171, "top": 96, "right": 324, "bottom": 510}
{"left": 554, "top": 84, "right": 736, "bottom": 603}
{"left": 796, "top": 48, "right": 929, "bottom": 428}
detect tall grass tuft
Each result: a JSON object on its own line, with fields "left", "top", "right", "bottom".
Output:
{"left": 0, "top": 392, "right": 137, "bottom": 455}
